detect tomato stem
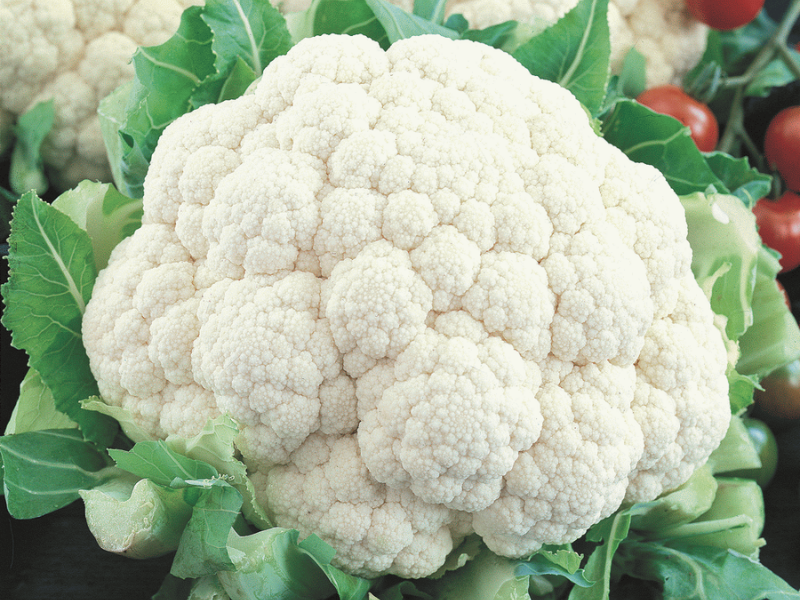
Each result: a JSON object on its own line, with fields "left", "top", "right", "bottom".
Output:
{"left": 717, "top": 0, "right": 800, "bottom": 154}
{"left": 775, "top": 42, "right": 800, "bottom": 79}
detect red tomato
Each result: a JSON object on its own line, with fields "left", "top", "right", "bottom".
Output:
{"left": 636, "top": 85, "right": 719, "bottom": 152}
{"left": 753, "top": 190, "right": 800, "bottom": 273}
{"left": 686, "top": 0, "right": 765, "bottom": 31}
{"left": 763, "top": 106, "right": 800, "bottom": 192}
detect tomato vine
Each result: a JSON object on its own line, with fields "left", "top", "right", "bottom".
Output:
{"left": 704, "top": 0, "right": 800, "bottom": 158}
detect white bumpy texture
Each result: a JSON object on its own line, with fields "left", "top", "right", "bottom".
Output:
{"left": 83, "top": 34, "right": 731, "bottom": 579}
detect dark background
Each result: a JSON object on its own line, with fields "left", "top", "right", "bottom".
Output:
{"left": 2, "top": 1, "right": 800, "bottom": 598}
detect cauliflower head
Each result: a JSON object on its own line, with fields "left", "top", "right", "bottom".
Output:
{"left": 82, "top": 33, "right": 730, "bottom": 579}
{"left": 0, "top": 0, "right": 202, "bottom": 190}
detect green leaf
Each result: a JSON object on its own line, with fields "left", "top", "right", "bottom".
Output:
{"left": 3, "top": 368, "right": 78, "bottom": 435}
{"left": 443, "top": 13, "right": 469, "bottom": 34}
{"left": 460, "top": 21, "right": 518, "bottom": 49}
{"left": 655, "top": 478, "right": 765, "bottom": 558}
{"left": 108, "top": 438, "right": 246, "bottom": 578}
{"left": 1, "top": 192, "right": 116, "bottom": 445}
{"left": 717, "top": 12, "right": 781, "bottom": 74}
{"left": 189, "top": 55, "right": 259, "bottom": 108}
{"left": 298, "top": 534, "right": 373, "bottom": 600}
{"left": 79, "top": 473, "right": 194, "bottom": 559}
{"left": 0, "top": 429, "right": 114, "bottom": 518}
{"left": 117, "top": 6, "right": 216, "bottom": 198}
{"left": 9, "top": 99, "right": 54, "bottom": 195}
{"left": 171, "top": 479, "right": 243, "bottom": 578}
{"left": 98, "top": 81, "right": 132, "bottom": 195}
{"left": 412, "top": 0, "right": 448, "bottom": 23}
{"left": 111, "top": 2, "right": 293, "bottom": 199}
{"left": 745, "top": 56, "right": 800, "bottom": 97}
{"left": 418, "top": 542, "right": 577, "bottom": 600}
{"left": 109, "top": 440, "right": 219, "bottom": 486}
{"left": 371, "top": 580, "right": 432, "bottom": 600}
{"left": 736, "top": 245, "right": 800, "bottom": 378}
{"left": 614, "top": 541, "right": 800, "bottom": 600}
{"left": 704, "top": 153, "right": 772, "bottom": 208}
{"left": 51, "top": 180, "right": 143, "bottom": 271}
{"left": 194, "top": 0, "right": 293, "bottom": 108}
{"left": 285, "top": 0, "right": 389, "bottom": 47}
{"left": 684, "top": 12, "right": 790, "bottom": 126}
{"left": 217, "top": 528, "right": 341, "bottom": 600}
{"left": 517, "top": 548, "right": 592, "bottom": 588}
{"left": 202, "top": 0, "right": 291, "bottom": 79}
{"left": 681, "top": 192, "right": 761, "bottom": 341}
{"left": 707, "top": 415, "right": 762, "bottom": 475}
{"left": 363, "top": 0, "right": 459, "bottom": 43}
{"left": 152, "top": 574, "right": 195, "bottom": 600}
{"left": 165, "top": 415, "right": 273, "bottom": 530}
{"left": 81, "top": 398, "right": 156, "bottom": 444}
{"left": 569, "top": 509, "right": 635, "bottom": 600}
{"left": 601, "top": 99, "right": 727, "bottom": 196}
{"left": 616, "top": 46, "right": 647, "bottom": 98}
{"left": 512, "top": 0, "right": 610, "bottom": 115}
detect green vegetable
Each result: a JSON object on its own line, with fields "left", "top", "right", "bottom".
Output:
{"left": 1, "top": 192, "right": 116, "bottom": 445}
{"left": 0, "top": 429, "right": 116, "bottom": 518}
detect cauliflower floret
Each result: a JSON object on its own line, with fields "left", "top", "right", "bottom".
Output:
{"left": 194, "top": 272, "right": 343, "bottom": 465}
{"left": 0, "top": 0, "right": 202, "bottom": 189}
{"left": 473, "top": 361, "right": 645, "bottom": 555}
{"left": 252, "top": 434, "right": 460, "bottom": 579}
{"left": 358, "top": 315, "right": 544, "bottom": 513}
{"left": 83, "top": 34, "right": 730, "bottom": 579}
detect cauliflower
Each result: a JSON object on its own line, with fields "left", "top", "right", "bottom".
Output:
{"left": 82, "top": 34, "right": 730, "bottom": 579}
{"left": 0, "top": 0, "right": 202, "bottom": 190}
{"left": 445, "top": 0, "right": 708, "bottom": 86}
